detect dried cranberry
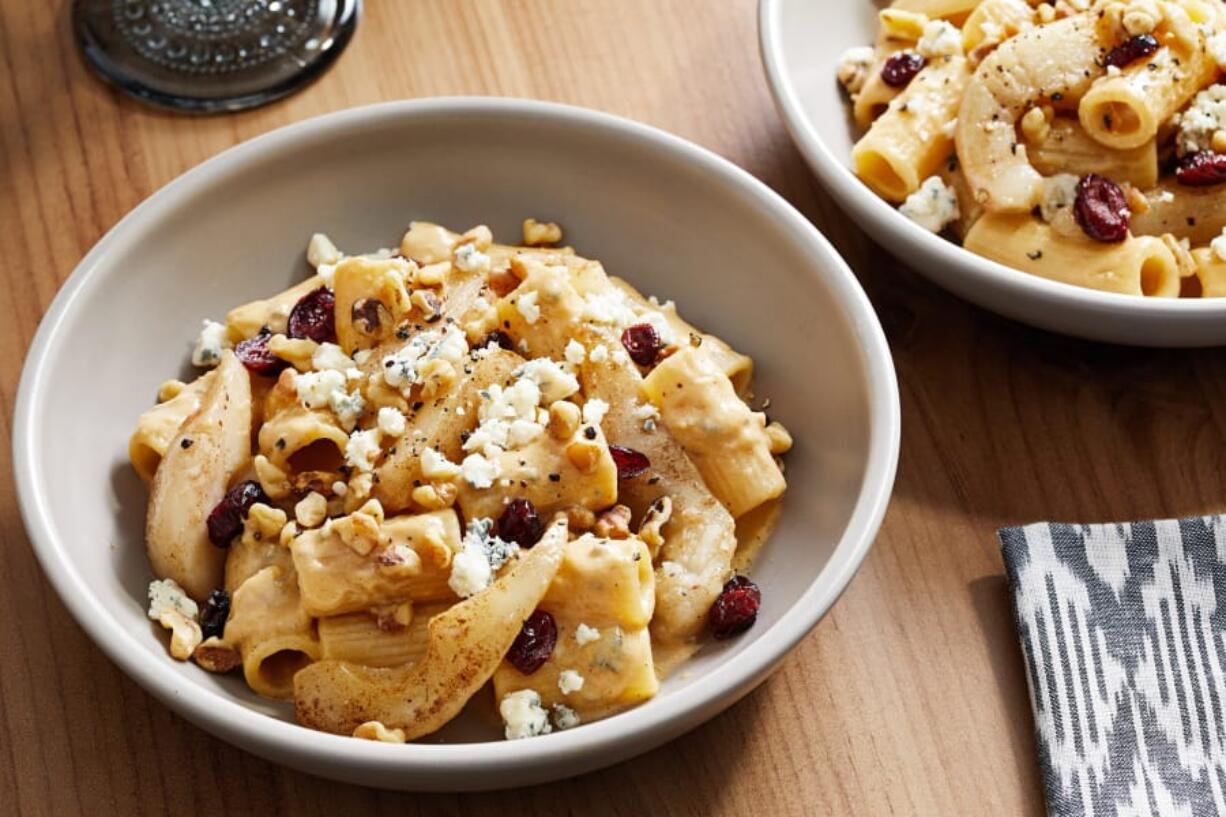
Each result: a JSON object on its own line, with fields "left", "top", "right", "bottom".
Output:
{"left": 620, "top": 323, "right": 662, "bottom": 366}
{"left": 709, "top": 575, "right": 762, "bottom": 639}
{"left": 506, "top": 609, "right": 557, "bottom": 674}
{"left": 1102, "top": 34, "right": 1159, "bottom": 69}
{"left": 199, "top": 589, "right": 230, "bottom": 640}
{"left": 480, "top": 330, "right": 514, "bottom": 351}
{"left": 234, "top": 328, "right": 287, "bottom": 376}
{"left": 880, "top": 52, "right": 926, "bottom": 88}
{"left": 609, "top": 444, "right": 650, "bottom": 479}
{"left": 1176, "top": 151, "right": 1226, "bottom": 187}
{"left": 287, "top": 286, "right": 336, "bottom": 343}
{"left": 1073, "top": 174, "right": 1130, "bottom": 243}
{"left": 498, "top": 498, "right": 544, "bottom": 548}
{"left": 206, "top": 480, "right": 268, "bottom": 547}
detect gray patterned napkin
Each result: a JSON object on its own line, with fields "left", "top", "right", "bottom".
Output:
{"left": 1000, "top": 518, "right": 1226, "bottom": 817}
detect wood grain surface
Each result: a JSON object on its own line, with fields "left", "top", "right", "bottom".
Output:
{"left": 4, "top": 1, "right": 1221, "bottom": 814}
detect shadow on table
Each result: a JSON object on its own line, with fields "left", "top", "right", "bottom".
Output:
{"left": 967, "top": 575, "right": 1047, "bottom": 817}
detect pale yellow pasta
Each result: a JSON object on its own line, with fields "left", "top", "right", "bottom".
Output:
{"left": 854, "top": 56, "right": 971, "bottom": 202}
{"left": 294, "top": 516, "right": 568, "bottom": 737}
{"left": 290, "top": 509, "right": 462, "bottom": 617}
{"left": 607, "top": 278, "right": 755, "bottom": 395}
{"left": 640, "top": 347, "right": 784, "bottom": 519}
{"left": 961, "top": 0, "right": 1035, "bottom": 56}
{"left": 891, "top": 0, "right": 982, "bottom": 20}
{"left": 319, "top": 601, "right": 450, "bottom": 668}
{"left": 492, "top": 535, "right": 657, "bottom": 723}
{"left": 1189, "top": 248, "right": 1226, "bottom": 296}
{"left": 226, "top": 275, "right": 322, "bottom": 341}
{"left": 964, "top": 212, "right": 1181, "bottom": 297}
{"left": 224, "top": 565, "right": 320, "bottom": 699}
{"left": 1132, "top": 182, "right": 1226, "bottom": 245}
{"left": 853, "top": 42, "right": 908, "bottom": 129}
{"left": 1028, "top": 117, "right": 1158, "bottom": 189}
{"left": 1079, "top": 39, "right": 1216, "bottom": 150}
{"left": 579, "top": 330, "right": 739, "bottom": 645}
{"left": 332, "top": 256, "right": 413, "bottom": 354}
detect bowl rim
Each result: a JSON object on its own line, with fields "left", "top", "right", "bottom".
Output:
{"left": 758, "top": 0, "right": 1226, "bottom": 320}
{"left": 12, "top": 96, "right": 900, "bottom": 781}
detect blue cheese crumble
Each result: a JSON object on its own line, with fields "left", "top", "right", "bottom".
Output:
{"left": 552, "top": 703, "right": 581, "bottom": 730}
{"left": 191, "top": 320, "right": 231, "bottom": 367}
{"left": 448, "top": 518, "right": 518, "bottom": 597}
{"left": 1177, "top": 85, "right": 1226, "bottom": 156}
{"left": 899, "top": 176, "right": 960, "bottom": 233}
{"left": 499, "top": 689, "right": 552, "bottom": 740}
{"left": 574, "top": 623, "right": 601, "bottom": 645}
{"left": 558, "top": 669, "right": 585, "bottom": 695}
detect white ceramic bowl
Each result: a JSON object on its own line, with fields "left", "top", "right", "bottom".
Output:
{"left": 760, "top": 0, "right": 1226, "bottom": 347}
{"left": 12, "top": 98, "right": 899, "bottom": 790}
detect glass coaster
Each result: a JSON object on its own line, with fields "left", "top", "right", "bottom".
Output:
{"left": 74, "top": 0, "right": 360, "bottom": 114}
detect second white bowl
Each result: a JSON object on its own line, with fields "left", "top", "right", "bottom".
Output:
{"left": 760, "top": 0, "right": 1226, "bottom": 347}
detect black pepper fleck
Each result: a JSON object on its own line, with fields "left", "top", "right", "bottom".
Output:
{"left": 548, "top": 473, "right": 561, "bottom": 482}
{"left": 180, "top": 438, "right": 194, "bottom": 449}
{"left": 583, "top": 426, "right": 597, "bottom": 440}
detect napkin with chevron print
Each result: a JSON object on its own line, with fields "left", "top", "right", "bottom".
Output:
{"left": 999, "top": 518, "right": 1226, "bottom": 817}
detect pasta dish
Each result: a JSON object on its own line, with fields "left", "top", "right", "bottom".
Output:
{"left": 838, "top": 0, "right": 1226, "bottom": 298}
{"left": 130, "top": 219, "right": 791, "bottom": 742}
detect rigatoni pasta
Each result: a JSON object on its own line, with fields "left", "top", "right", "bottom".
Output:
{"left": 130, "top": 217, "right": 792, "bottom": 742}
{"left": 837, "top": 0, "right": 1226, "bottom": 298}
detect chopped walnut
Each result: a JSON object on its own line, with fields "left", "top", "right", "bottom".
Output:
{"left": 411, "top": 481, "right": 458, "bottom": 510}
{"left": 418, "top": 358, "right": 457, "bottom": 400}
{"left": 410, "top": 288, "right": 444, "bottom": 321}
{"left": 638, "top": 496, "right": 673, "bottom": 555}
{"left": 371, "top": 602, "right": 413, "bottom": 630}
{"left": 254, "top": 455, "right": 293, "bottom": 501}
{"left": 353, "top": 721, "right": 407, "bottom": 743}
{"left": 593, "top": 504, "right": 633, "bottom": 539}
{"left": 375, "top": 542, "right": 422, "bottom": 572}
{"left": 548, "top": 400, "right": 581, "bottom": 441}
{"left": 344, "top": 472, "right": 375, "bottom": 512}
{"left": 193, "top": 637, "right": 241, "bottom": 673}
{"left": 522, "top": 218, "right": 563, "bottom": 246}
{"left": 279, "top": 520, "right": 300, "bottom": 547}
{"left": 765, "top": 420, "right": 793, "bottom": 455}
{"left": 240, "top": 503, "right": 289, "bottom": 549}
{"left": 415, "top": 261, "right": 449, "bottom": 287}
{"left": 561, "top": 505, "right": 597, "bottom": 533}
{"left": 565, "top": 440, "right": 603, "bottom": 474}
{"left": 307, "top": 232, "right": 342, "bottom": 268}
{"left": 268, "top": 334, "right": 319, "bottom": 372}
{"left": 460, "top": 224, "right": 494, "bottom": 251}
{"left": 157, "top": 379, "right": 186, "bottom": 402}
{"left": 1020, "top": 106, "right": 1051, "bottom": 145}
{"left": 331, "top": 499, "right": 387, "bottom": 555}
{"left": 158, "top": 610, "right": 203, "bottom": 660}
{"left": 295, "top": 491, "right": 328, "bottom": 528}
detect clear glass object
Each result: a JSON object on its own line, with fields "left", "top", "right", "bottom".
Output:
{"left": 74, "top": 0, "right": 360, "bottom": 113}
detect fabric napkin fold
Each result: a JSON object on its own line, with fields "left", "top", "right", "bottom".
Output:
{"left": 1000, "top": 518, "right": 1226, "bottom": 817}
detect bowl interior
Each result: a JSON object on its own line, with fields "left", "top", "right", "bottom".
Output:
{"left": 19, "top": 102, "right": 888, "bottom": 756}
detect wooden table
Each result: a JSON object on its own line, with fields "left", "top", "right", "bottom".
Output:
{"left": 9, "top": 1, "right": 1221, "bottom": 813}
